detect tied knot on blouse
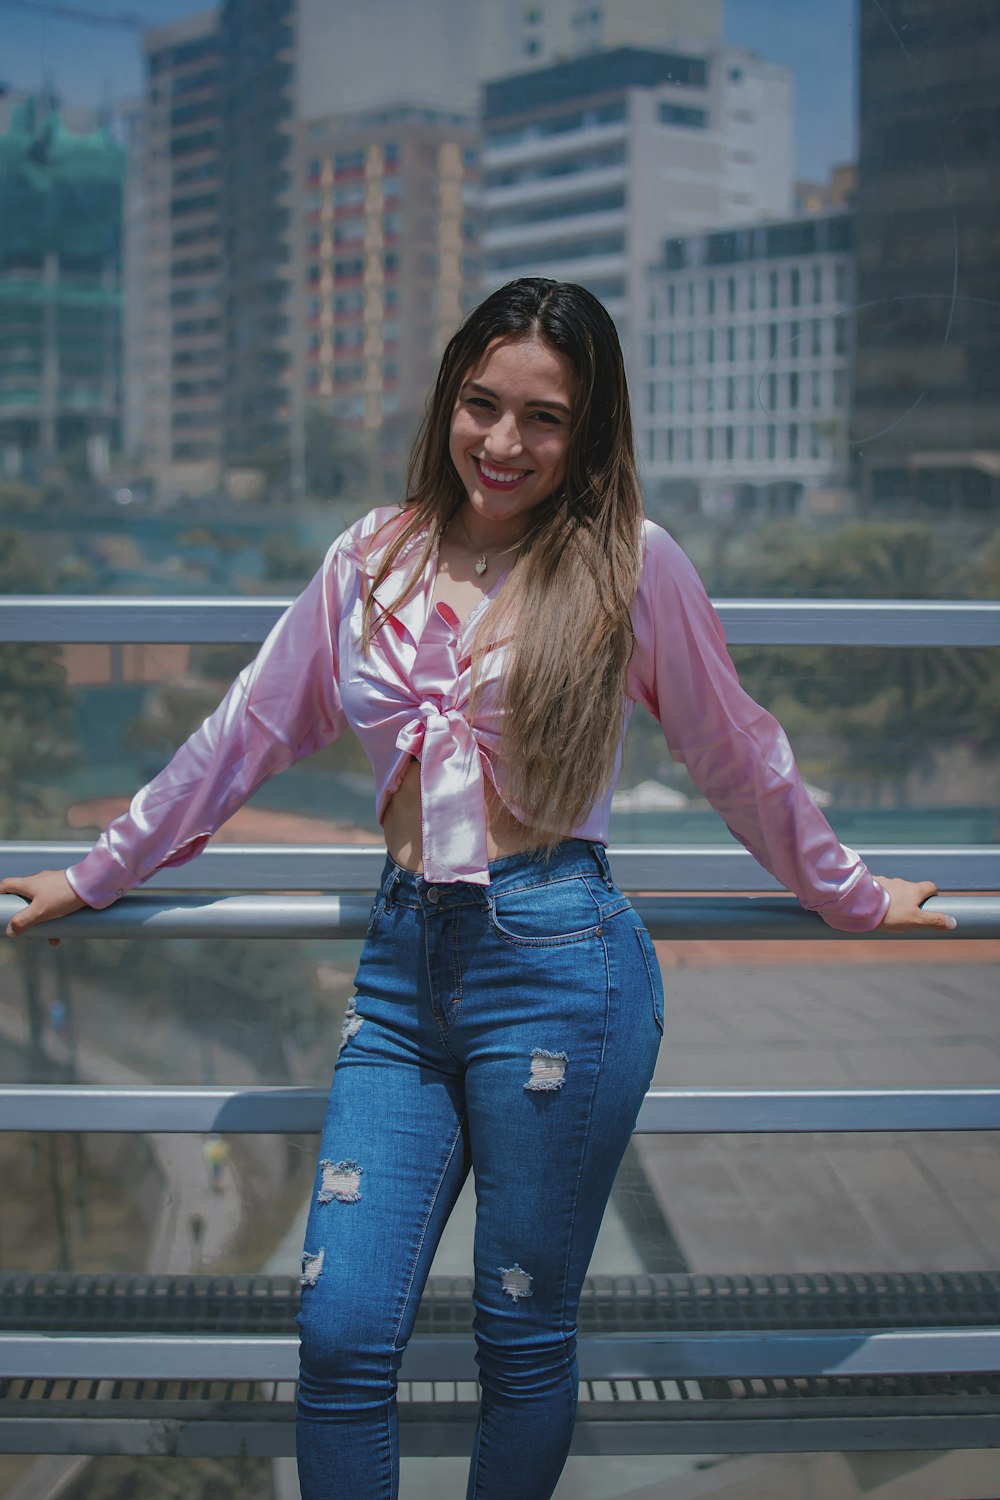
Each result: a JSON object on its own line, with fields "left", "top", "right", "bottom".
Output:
{"left": 391, "top": 597, "right": 492, "bottom": 884}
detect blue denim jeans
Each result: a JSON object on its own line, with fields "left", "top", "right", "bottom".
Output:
{"left": 295, "top": 840, "right": 664, "bottom": 1500}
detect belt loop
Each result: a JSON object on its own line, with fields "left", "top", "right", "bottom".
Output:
{"left": 591, "top": 842, "right": 614, "bottom": 888}
{"left": 384, "top": 866, "right": 401, "bottom": 911}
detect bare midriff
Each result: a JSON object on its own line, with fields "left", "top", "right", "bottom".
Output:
{"left": 383, "top": 755, "right": 545, "bottom": 875}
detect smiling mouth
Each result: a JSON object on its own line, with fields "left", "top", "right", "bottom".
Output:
{"left": 474, "top": 457, "right": 532, "bottom": 489}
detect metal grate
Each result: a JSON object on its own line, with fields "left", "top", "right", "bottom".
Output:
{"left": 4, "top": 1269, "right": 999, "bottom": 1337}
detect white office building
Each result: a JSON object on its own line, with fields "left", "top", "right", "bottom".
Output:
{"left": 480, "top": 45, "right": 794, "bottom": 376}
{"left": 295, "top": 0, "right": 722, "bottom": 120}
{"left": 639, "top": 213, "right": 855, "bottom": 518}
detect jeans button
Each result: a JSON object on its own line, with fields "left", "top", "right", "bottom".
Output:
{"left": 426, "top": 886, "right": 441, "bottom": 904}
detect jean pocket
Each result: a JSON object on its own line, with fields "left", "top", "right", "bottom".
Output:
{"left": 487, "top": 875, "right": 605, "bottom": 946}
{"left": 635, "top": 925, "right": 665, "bottom": 1034}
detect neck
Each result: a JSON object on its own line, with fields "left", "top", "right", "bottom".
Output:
{"left": 454, "top": 503, "right": 533, "bottom": 555}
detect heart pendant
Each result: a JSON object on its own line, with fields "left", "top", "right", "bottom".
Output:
{"left": 475, "top": 556, "right": 487, "bottom": 576}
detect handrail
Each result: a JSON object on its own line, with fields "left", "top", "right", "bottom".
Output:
{"left": 2, "top": 1084, "right": 999, "bottom": 1134}
{"left": 1, "top": 595, "right": 999, "bottom": 645}
{"left": 5, "top": 1328, "right": 1000, "bottom": 1382}
{"left": 0, "top": 891, "right": 995, "bottom": 938}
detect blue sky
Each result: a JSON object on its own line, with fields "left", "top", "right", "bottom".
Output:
{"left": 0, "top": 0, "right": 856, "bottom": 179}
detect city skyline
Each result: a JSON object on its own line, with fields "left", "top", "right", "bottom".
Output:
{"left": 0, "top": 0, "right": 856, "bottom": 180}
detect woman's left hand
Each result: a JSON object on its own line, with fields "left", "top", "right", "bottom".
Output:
{"left": 873, "top": 876, "right": 957, "bottom": 932}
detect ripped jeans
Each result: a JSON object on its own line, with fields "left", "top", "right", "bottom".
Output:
{"left": 295, "top": 840, "right": 664, "bottom": 1500}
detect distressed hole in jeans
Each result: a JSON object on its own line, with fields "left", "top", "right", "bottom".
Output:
{"left": 300, "top": 1247, "right": 325, "bottom": 1287}
{"left": 318, "top": 1158, "right": 363, "bottom": 1204}
{"left": 339, "top": 996, "right": 364, "bottom": 1053}
{"left": 524, "top": 1047, "right": 567, "bottom": 1092}
{"left": 499, "top": 1263, "right": 534, "bottom": 1301}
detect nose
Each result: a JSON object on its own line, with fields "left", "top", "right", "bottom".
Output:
{"left": 484, "top": 409, "right": 523, "bottom": 461}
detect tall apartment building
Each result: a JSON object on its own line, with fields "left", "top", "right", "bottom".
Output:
{"left": 480, "top": 46, "right": 794, "bottom": 377}
{"left": 639, "top": 213, "right": 855, "bottom": 519}
{"left": 295, "top": 107, "right": 479, "bottom": 498}
{"left": 0, "top": 92, "right": 124, "bottom": 482}
{"left": 219, "top": 0, "right": 297, "bottom": 472}
{"left": 855, "top": 0, "right": 1000, "bottom": 515}
{"left": 296, "top": 0, "right": 722, "bottom": 120}
{"left": 131, "top": 10, "right": 224, "bottom": 498}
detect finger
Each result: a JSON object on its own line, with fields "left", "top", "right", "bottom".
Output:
{"left": 915, "top": 881, "right": 940, "bottom": 903}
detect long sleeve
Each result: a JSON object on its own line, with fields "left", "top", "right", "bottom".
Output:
{"left": 65, "top": 533, "right": 352, "bottom": 910}
{"left": 628, "top": 521, "right": 889, "bottom": 933}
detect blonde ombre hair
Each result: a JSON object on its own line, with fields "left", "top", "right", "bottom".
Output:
{"left": 362, "top": 278, "right": 643, "bottom": 838}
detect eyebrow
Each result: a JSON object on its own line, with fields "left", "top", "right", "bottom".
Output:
{"left": 463, "top": 380, "right": 572, "bottom": 416}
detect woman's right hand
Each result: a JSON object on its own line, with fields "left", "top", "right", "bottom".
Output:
{"left": 1, "top": 870, "right": 87, "bottom": 943}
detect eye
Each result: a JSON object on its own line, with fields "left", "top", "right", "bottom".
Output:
{"left": 465, "top": 396, "right": 494, "bottom": 411}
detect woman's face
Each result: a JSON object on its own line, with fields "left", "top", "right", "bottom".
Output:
{"left": 448, "top": 335, "right": 576, "bottom": 536}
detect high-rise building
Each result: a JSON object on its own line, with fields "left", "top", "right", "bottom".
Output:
{"left": 854, "top": 0, "right": 1000, "bottom": 515}
{"left": 132, "top": 10, "right": 224, "bottom": 498}
{"left": 640, "top": 213, "right": 855, "bottom": 519}
{"left": 480, "top": 46, "right": 794, "bottom": 377}
{"left": 295, "top": 0, "right": 723, "bottom": 121}
{"left": 294, "top": 106, "right": 479, "bottom": 500}
{"left": 0, "top": 92, "right": 124, "bottom": 483}
{"left": 219, "top": 0, "right": 296, "bottom": 475}
{"left": 132, "top": 1, "right": 296, "bottom": 500}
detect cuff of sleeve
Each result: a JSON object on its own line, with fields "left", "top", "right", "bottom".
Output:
{"left": 65, "top": 845, "right": 137, "bottom": 911}
{"left": 816, "top": 868, "right": 891, "bottom": 933}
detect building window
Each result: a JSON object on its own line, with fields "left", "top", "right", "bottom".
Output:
{"left": 788, "top": 422, "right": 799, "bottom": 459}
{"left": 769, "top": 270, "right": 779, "bottom": 308}
{"left": 790, "top": 267, "right": 801, "bottom": 306}
{"left": 727, "top": 275, "right": 737, "bottom": 312}
{"left": 666, "top": 428, "right": 674, "bottom": 461}
{"left": 747, "top": 325, "right": 756, "bottom": 361}
{"left": 747, "top": 274, "right": 757, "bottom": 310}
{"left": 789, "top": 371, "right": 800, "bottom": 409}
{"left": 811, "top": 370, "right": 822, "bottom": 408}
{"left": 706, "top": 427, "right": 715, "bottom": 461}
{"left": 726, "top": 374, "right": 736, "bottom": 410}
{"left": 833, "top": 367, "right": 846, "bottom": 406}
{"left": 746, "top": 424, "right": 755, "bottom": 459}
{"left": 767, "top": 371, "right": 777, "bottom": 411}
{"left": 727, "top": 327, "right": 736, "bottom": 362}
{"left": 834, "top": 317, "right": 848, "bottom": 355}
{"left": 812, "top": 264, "right": 823, "bottom": 303}
{"left": 768, "top": 323, "right": 778, "bottom": 359}
{"left": 658, "top": 103, "right": 708, "bottom": 129}
{"left": 685, "top": 331, "right": 694, "bottom": 366}
{"left": 767, "top": 423, "right": 776, "bottom": 459}
{"left": 788, "top": 319, "right": 800, "bottom": 353}
{"left": 725, "top": 425, "right": 735, "bottom": 461}
{"left": 705, "top": 377, "right": 715, "bottom": 412}
{"left": 668, "top": 284, "right": 676, "bottom": 317}
{"left": 667, "top": 332, "right": 676, "bottom": 366}
{"left": 706, "top": 329, "right": 715, "bottom": 364}
{"left": 835, "top": 263, "right": 848, "bottom": 301}
{"left": 707, "top": 279, "right": 716, "bottom": 315}
{"left": 810, "top": 422, "right": 822, "bottom": 459}
{"left": 810, "top": 318, "right": 822, "bottom": 356}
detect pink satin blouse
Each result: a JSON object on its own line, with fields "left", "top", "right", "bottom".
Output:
{"left": 66, "top": 504, "right": 889, "bottom": 931}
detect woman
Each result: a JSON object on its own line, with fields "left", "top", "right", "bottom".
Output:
{"left": 2, "top": 279, "right": 953, "bottom": 1499}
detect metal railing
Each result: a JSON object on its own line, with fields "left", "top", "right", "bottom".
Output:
{"left": 1, "top": 594, "right": 998, "bottom": 1455}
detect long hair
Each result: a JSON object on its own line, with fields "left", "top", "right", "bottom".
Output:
{"left": 362, "top": 277, "right": 644, "bottom": 837}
